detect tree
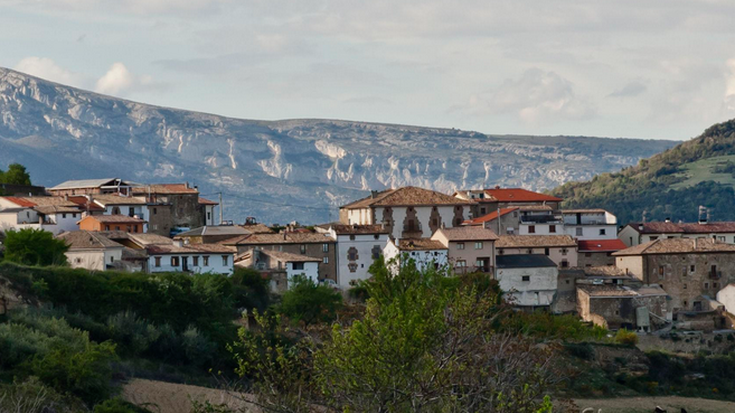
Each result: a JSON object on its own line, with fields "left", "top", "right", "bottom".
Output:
{"left": 2, "top": 228, "right": 68, "bottom": 266}
{"left": 278, "top": 275, "right": 342, "bottom": 325}
{"left": 230, "top": 267, "right": 271, "bottom": 312}
{"left": 0, "top": 163, "right": 32, "bottom": 186}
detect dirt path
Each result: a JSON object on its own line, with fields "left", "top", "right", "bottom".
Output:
{"left": 122, "top": 378, "right": 255, "bottom": 413}
{"left": 574, "top": 396, "right": 735, "bottom": 413}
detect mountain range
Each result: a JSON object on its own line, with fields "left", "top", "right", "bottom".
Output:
{"left": 553, "top": 119, "right": 735, "bottom": 224}
{"left": 0, "top": 67, "right": 675, "bottom": 224}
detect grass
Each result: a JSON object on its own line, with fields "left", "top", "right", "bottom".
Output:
{"left": 670, "top": 155, "right": 735, "bottom": 190}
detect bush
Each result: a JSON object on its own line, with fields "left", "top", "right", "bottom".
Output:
{"left": 564, "top": 342, "right": 595, "bottom": 360}
{"left": 2, "top": 228, "right": 68, "bottom": 266}
{"left": 230, "top": 267, "right": 270, "bottom": 312}
{"left": 615, "top": 329, "right": 639, "bottom": 346}
{"left": 93, "top": 398, "right": 152, "bottom": 413}
{"left": 0, "top": 376, "right": 85, "bottom": 413}
{"left": 278, "top": 275, "right": 342, "bottom": 325}
{"left": 106, "top": 311, "right": 161, "bottom": 356}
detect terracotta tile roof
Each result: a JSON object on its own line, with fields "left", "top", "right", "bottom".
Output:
{"left": 435, "top": 226, "right": 499, "bottom": 241}
{"left": 519, "top": 205, "right": 553, "bottom": 211}
{"left": 33, "top": 205, "right": 82, "bottom": 214}
{"left": 91, "top": 194, "right": 147, "bottom": 206}
{"left": 67, "top": 196, "right": 105, "bottom": 211}
{"left": 482, "top": 188, "right": 561, "bottom": 203}
{"left": 613, "top": 238, "right": 735, "bottom": 256}
{"left": 6, "top": 196, "right": 78, "bottom": 208}
{"left": 240, "top": 223, "right": 274, "bottom": 234}
{"left": 626, "top": 221, "right": 735, "bottom": 234}
{"left": 82, "top": 215, "right": 146, "bottom": 224}
{"left": 326, "top": 224, "right": 389, "bottom": 235}
{"left": 3, "top": 196, "right": 37, "bottom": 207}
{"left": 175, "top": 225, "right": 251, "bottom": 238}
{"left": 146, "top": 243, "right": 236, "bottom": 255}
{"left": 341, "top": 186, "right": 470, "bottom": 209}
{"left": 198, "top": 197, "right": 218, "bottom": 206}
{"left": 496, "top": 235, "right": 577, "bottom": 248}
{"left": 464, "top": 207, "right": 518, "bottom": 225}
{"left": 223, "top": 232, "right": 336, "bottom": 246}
{"left": 578, "top": 239, "right": 628, "bottom": 252}
{"left": 127, "top": 233, "right": 174, "bottom": 246}
{"left": 397, "top": 238, "right": 447, "bottom": 251}
{"left": 132, "top": 184, "right": 198, "bottom": 195}
{"left": 578, "top": 284, "right": 668, "bottom": 298}
{"left": 582, "top": 266, "right": 628, "bottom": 277}
{"left": 260, "top": 250, "right": 322, "bottom": 262}
{"left": 57, "top": 231, "right": 123, "bottom": 250}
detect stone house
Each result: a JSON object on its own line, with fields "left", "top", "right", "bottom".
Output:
{"left": 431, "top": 226, "right": 498, "bottom": 275}
{"left": 453, "top": 187, "right": 562, "bottom": 219}
{"left": 613, "top": 238, "right": 735, "bottom": 313}
{"left": 576, "top": 284, "right": 670, "bottom": 331}
{"left": 339, "top": 186, "right": 471, "bottom": 239}
{"left": 383, "top": 238, "right": 448, "bottom": 273}
{"left": 618, "top": 221, "right": 735, "bottom": 247}
{"left": 132, "top": 183, "right": 210, "bottom": 232}
{"left": 495, "top": 235, "right": 578, "bottom": 268}
{"left": 316, "top": 224, "right": 390, "bottom": 287}
{"left": 223, "top": 231, "right": 338, "bottom": 282}
{"left": 577, "top": 239, "right": 628, "bottom": 267}
{"left": 235, "top": 249, "right": 321, "bottom": 292}
{"left": 495, "top": 254, "right": 558, "bottom": 309}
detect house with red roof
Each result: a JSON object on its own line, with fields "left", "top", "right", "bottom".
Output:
{"left": 577, "top": 239, "right": 628, "bottom": 267}
{"left": 454, "top": 186, "right": 562, "bottom": 219}
{"left": 0, "top": 196, "right": 84, "bottom": 235}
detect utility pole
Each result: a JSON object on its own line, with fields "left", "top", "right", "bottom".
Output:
{"left": 497, "top": 206, "right": 501, "bottom": 236}
{"left": 219, "top": 192, "right": 224, "bottom": 225}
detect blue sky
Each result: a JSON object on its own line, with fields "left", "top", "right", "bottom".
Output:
{"left": 2, "top": 0, "right": 735, "bottom": 140}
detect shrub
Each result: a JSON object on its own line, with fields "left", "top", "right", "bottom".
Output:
{"left": 93, "top": 398, "right": 151, "bottom": 413}
{"left": 564, "top": 342, "right": 595, "bottom": 360}
{"left": 0, "top": 376, "right": 85, "bottom": 413}
{"left": 106, "top": 311, "right": 160, "bottom": 356}
{"left": 278, "top": 275, "right": 342, "bottom": 325}
{"left": 181, "top": 325, "right": 217, "bottom": 368}
{"left": 2, "top": 228, "right": 68, "bottom": 266}
{"left": 615, "top": 329, "right": 638, "bottom": 346}
{"left": 230, "top": 267, "right": 270, "bottom": 312}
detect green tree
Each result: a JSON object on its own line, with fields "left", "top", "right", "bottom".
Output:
{"left": 0, "top": 163, "right": 32, "bottom": 185}
{"left": 278, "top": 275, "right": 342, "bottom": 325}
{"left": 230, "top": 267, "right": 271, "bottom": 312}
{"left": 3, "top": 228, "right": 68, "bottom": 266}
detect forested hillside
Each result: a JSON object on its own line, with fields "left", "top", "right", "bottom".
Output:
{"left": 552, "top": 119, "right": 735, "bottom": 224}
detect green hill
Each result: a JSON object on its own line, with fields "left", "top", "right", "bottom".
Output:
{"left": 552, "top": 119, "right": 735, "bottom": 224}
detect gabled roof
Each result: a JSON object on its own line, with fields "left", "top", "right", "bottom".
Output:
{"left": 198, "top": 197, "right": 219, "bottom": 206}
{"left": 577, "top": 239, "right": 628, "bottom": 252}
{"left": 50, "top": 178, "right": 135, "bottom": 190}
{"left": 175, "top": 225, "right": 251, "bottom": 238}
{"left": 464, "top": 207, "right": 518, "bottom": 225}
{"left": 146, "top": 243, "right": 236, "bottom": 255}
{"left": 2, "top": 196, "right": 37, "bottom": 208}
{"left": 57, "top": 231, "right": 123, "bottom": 250}
{"left": 325, "top": 224, "right": 390, "bottom": 235}
{"left": 92, "top": 194, "right": 147, "bottom": 206}
{"left": 396, "top": 238, "right": 447, "bottom": 251}
{"left": 482, "top": 188, "right": 561, "bottom": 203}
{"left": 341, "top": 186, "right": 469, "bottom": 209}
{"left": 67, "top": 196, "right": 105, "bottom": 211}
{"left": 131, "top": 184, "right": 199, "bottom": 195}
{"left": 625, "top": 221, "right": 735, "bottom": 234}
{"left": 81, "top": 215, "right": 146, "bottom": 224}
{"left": 496, "top": 254, "right": 557, "bottom": 268}
{"left": 435, "top": 226, "right": 498, "bottom": 241}
{"left": 223, "top": 232, "right": 336, "bottom": 246}
{"left": 612, "top": 238, "right": 735, "bottom": 256}
{"left": 260, "top": 250, "right": 322, "bottom": 263}
{"left": 496, "top": 235, "right": 576, "bottom": 248}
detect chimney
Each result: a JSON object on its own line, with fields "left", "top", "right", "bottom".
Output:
{"left": 699, "top": 205, "right": 708, "bottom": 224}
{"left": 638, "top": 224, "right": 644, "bottom": 232}
{"left": 64, "top": 194, "right": 69, "bottom": 201}
{"left": 664, "top": 217, "right": 671, "bottom": 223}
{"left": 173, "top": 239, "right": 184, "bottom": 247}
{"left": 495, "top": 185, "right": 501, "bottom": 190}
{"left": 440, "top": 222, "right": 446, "bottom": 229}
{"left": 370, "top": 190, "right": 379, "bottom": 199}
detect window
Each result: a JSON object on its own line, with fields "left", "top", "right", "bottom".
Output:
{"left": 522, "top": 275, "right": 530, "bottom": 282}
{"left": 349, "top": 235, "right": 356, "bottom": 241}
{"left": 527, "top": 249, "right": 533, "bottom": 254}
{"left": 293, "top": 262, "right": 305, "bottom": 270}
{"left": 576, "top": 227, "right": 583, "bottom": 236}
{"left": 154, "top": 257, "right": 161, "bottom": 267}
{"left": 373, "top": 234, "right": 380, "bottom": 240}
{"left": 115, "top": 226, "right": 120, "bottom": 231}
{"left": 561, "top": 260, "right": 569, "bottom": 268}
{"left": 683, "top": 283, "right": 687, "bottom": 290}
{"left": 171, "top": 257, "right": 180, "bottom": 266}
{"left": 513, "top": 212, "right": 518, "bottom": 218}
{"left": 545, "top": 248, "right": 550, "bottom": 256}
{"left": 347, "top": 247, "right": 358, "bottom": 261}
{"left": 480, "top": 207, "right": 487, "bottom": 215}
{"left": 129, "top": 207, "right": 135, "bottom": 217}
{"left": 193, "top": 256, "right": 199, "bottom": 266}
{"left": 719, "top": 236, "right": 726, "bottom": 242}
{"left": 705, "top": 282, "right": 709, "bottom": 289}
{"left": 659, "top": 266, "right": 664, "bottom": 275}
{"left": 714, "top": 282, "right": 719, "bottom": 289}
{"left": 475, "top": 259, "right": 484, "bottom": 268}
{"left": 561, "top": 248, "right": 568, "bottom": 256}
{"left": 323, "top": 257, "right": 329, "bottom": 264}
{"left": 126, "top": 226, "right": 131, "bottom": 232}
{"left": 75, "top": 257, "right": 82, "bottom": 264}
{"left": 207, "top": 212, "right": 211, "bottom": 221}
{"left": 153, "top": 208, "right": 157, "bottom": 215}
{"left": 72, "top": 213, "right": 76, "bottom": 218}
{"left": 62, "top": 213, "right": 67, "bottom": 219}
{"left": 474, "top": 242, "right": 483, "bottom": 250}
{"left": 105, "top": 225, "right": 110, "bottom": 231}
{"left": 599, "top": 228, "right": 606, "bottom": 236}
{"left": 690, "top": 265, "right": 695, "bottom": 272}
{"left": 323, "top": 243, "right": 329, "bottom": 252}
{"left": 456, "top": 260, "right": 467, "bottom": 268}
{"left": 300, "top": 244, "right": 306, "bottom": 254}
{"left": 549, "top": 225, "right": 556, "bottom": 233}
{"left": 528, "top": 225, "right": 536, "bottom": 234}
{"left": 133, "top": 225, "right": 138, "bottom": 233}
{"left": 222, "top": 255, "right": 229, "bottom": 266}
{"left": 498, "top": 249, "right": 504, "bottom": 255}
{"left": 110, "top": 256, "right": 114, "bottom": 263}
{"left": 457, "top": 242, "right": 465, "bottom": 250}
{"left": 203, "top": 256, "right": 209, "bottom": 266}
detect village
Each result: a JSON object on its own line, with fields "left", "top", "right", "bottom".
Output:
{"left": 2, "top": 178, "right": 735, "bottom": 335}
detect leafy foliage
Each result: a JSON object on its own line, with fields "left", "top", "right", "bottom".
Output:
{"left": 552, "top": 119, "right": 735, "bottom": 223}
{"left": 278, "top": 275, "right": 342, "bottom": 325}
{"left": 614, "top": 329, "right": 639, "bottom": 346}
{"left": 3, "top": 229, "right": 69, "bottom": 266}
{"left": 0, "top": 163, "right": 32, "bottom": 186}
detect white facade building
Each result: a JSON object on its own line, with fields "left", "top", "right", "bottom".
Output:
{"left": 146, "top": 242, "right": 236, "bottom": 275}
{"left": 562, "top": 209, "right": 618, "bottom": 240}
{"left": 0, "top": 197, "right": 84, "bottom": 235}
{"left": 619, "top": 221, "right": 735, "bottom": 247}
{"left": 384, "top": 238, "right": 448, "bottom": 274}
{"left": 318, "top": 224, "right": 390, "bottom": 286}
{"left": 58, "top": 231, "right": 124, "bottom": 271}
{"left": 495, "top": 254, "right": 559, "bottom": 308}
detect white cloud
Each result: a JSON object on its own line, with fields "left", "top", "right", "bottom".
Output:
{"left": 94, "top": 62, "right": 166, "bottom": 96}
{"left": 14, "top": 57, "right": 88, "bottom": 87}
{"left": 724, "top": 59, "right": 735, "bottom": 112}
{"left": 460, "top": 68, "right": 596, "bottom": 124}
{"left": 0, "top": 0, "right": 231, "bottom": 14}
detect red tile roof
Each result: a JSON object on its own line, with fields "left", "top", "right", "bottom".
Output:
{"left": 578, "top": 239, "right": 627, "bottom": 252}
{"left": 67, "top": 196, "right": 105, "bottom": 211}
{"left": 627, "top": 222, "right": 735, "bottom": 234}
{"left": 3, "top": 196, "right": 37, "bottom": 207}
{"left": 464, "top": 207, "right": 518, "bottom": 225}
{"left": 483, "top": 188, "right": 562, "bottom": 203}
{"left": 198, "top": 197, "right": 219, "bottom": 205}
{"left": 132, "top": 184, "right": 199, "bottom": 195}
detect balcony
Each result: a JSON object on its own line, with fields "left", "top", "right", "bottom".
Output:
{"left": 520, "top": 215, "right": 563, "bottom": 224}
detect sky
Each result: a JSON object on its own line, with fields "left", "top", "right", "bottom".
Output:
{"left": 2, "top": 0, "right": 735, "bottom": 141}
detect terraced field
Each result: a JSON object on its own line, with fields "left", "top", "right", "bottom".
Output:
{"left": 670, "top": 154, "right": 735, "bottom": 190}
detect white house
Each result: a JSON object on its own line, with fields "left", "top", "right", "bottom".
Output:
{"left": 562, "top": 209, "right": 618, "bottom": 240}
{"left": 340, "top": 186, "right": 471, "bottom": 240}
{"left": 496, "top": 235, "right": 578, "bottom": 269}
{"left": 517, "top": 206, "right": 564, "bottom": 236}
{"left": 91, "top": 194, "right": 151, "bottom": 232}
{"left": 199, "top": 198, "right": 219, "bottom": 226}
{"left": 317, "top": 224, "right": 390, "bottom": 287}
{"left": 0, "top": 196, "right": 83, "bottom": 235}
{"left": 234, "top": 249, "right": 322, "bottom": 292}
{"left": 57, "top": 231, "right": 124, "bottom": 271}
{"left": 146, "top": 241, "right": 236, "bottom": 275}
{"left": 495, "top": 254, "right": 559, "bottom": 308}
{"left": 619, "top": 221, "right": 735, "bottom": 247}
{"left": 384, "top": 238, "right": 448, "bottom": 273}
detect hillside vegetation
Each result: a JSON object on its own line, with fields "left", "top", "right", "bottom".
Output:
{"left": 552, "top": 119, "right": 735, "bottom": 224}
